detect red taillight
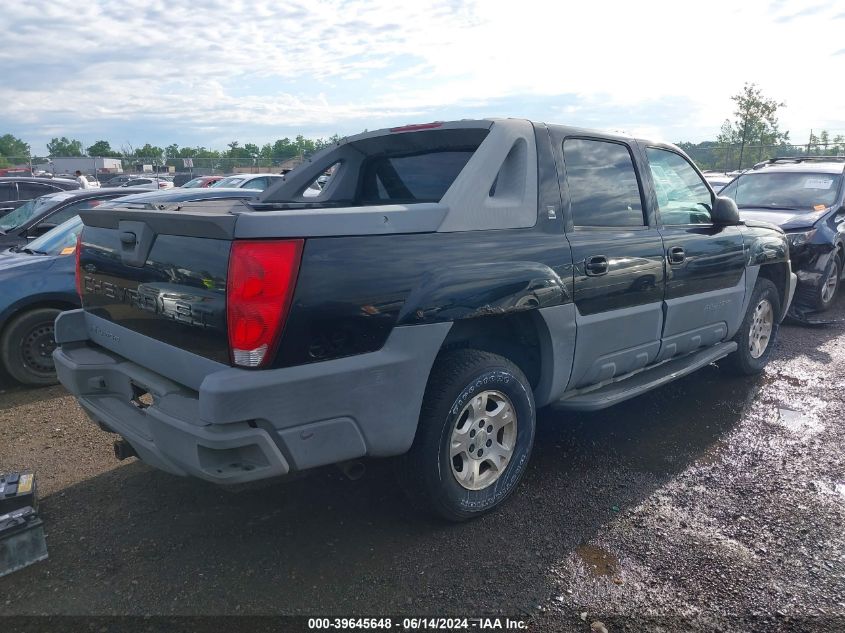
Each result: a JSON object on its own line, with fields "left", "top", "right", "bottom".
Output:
{"left": 75, "top": 232, "right": 83, "bottom": 298}
{"left": 226, "top": 239, "right": 303, "bottom": 368}
{"left": 389, "top": 121, "right": 443, "bottom": 133}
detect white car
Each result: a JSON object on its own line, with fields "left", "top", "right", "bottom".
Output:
{"left": 120, "top": 177, "right": 175, "bottom": 190}
{"left": 212, "top": 173, "right": 323, "bottom": 196}
{"left": 211, "top": 174, "right": 286, "bottom": 192}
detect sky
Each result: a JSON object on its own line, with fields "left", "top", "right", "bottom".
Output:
{"left": 1, "top": 0, "right": 844, "bottom": 155}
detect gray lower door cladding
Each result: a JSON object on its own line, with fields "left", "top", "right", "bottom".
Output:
{"left": 656, "top": 271, "right": 748, "bottom": 362}
{"left": 533, "top": 303, "right": 577, "bottom": 407}
{"left": 566, "top": 301, "right": 664, "bottom": 390}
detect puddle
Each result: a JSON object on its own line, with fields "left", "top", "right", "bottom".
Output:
{"left": 695, "top": 439, "right": 728, "bottom": 466}
{"left": 775, "top": 408, "right": 824, "bottom": 437}
{"left": 576, "top": 544, "right": 619, "bottom": 577}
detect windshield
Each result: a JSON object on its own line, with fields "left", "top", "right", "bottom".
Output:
{"left": 181, "top": 177, "right": 204, "bottom": 188}
{"left": 0, "top": 195, "right": 60, "bottom": 232}
{"left": 721, "top": 172, "right": 842, "bottom": 212}
{"left": 212, "top": 177, "right": 246, "bottom": 188}
{"left": 26, "top": 215, "right": 83, "bottom": 256}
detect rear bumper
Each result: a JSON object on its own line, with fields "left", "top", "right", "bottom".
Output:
{"left": 53, "top": 310, "right": 450, "bottom": 484}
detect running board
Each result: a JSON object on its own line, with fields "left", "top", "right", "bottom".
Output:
{"left": 553, "top": 341, "right": 738, "bottom": 412}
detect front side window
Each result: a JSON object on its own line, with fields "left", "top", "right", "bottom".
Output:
{"left": 45, "top": 197, "right": 108, "bottom": 226}
{"left": 720, "top": 172, "right": 841, "bottom": 212}
{"left": 646, "top": 147, "right": 712, "bottom": 224}
{"left": 213, "top": 176, "right": 246, "bottom": 188}
{"left": 244, "top": 177, "right": 269, "bottom": 191}
{"left": 0, "top": 195, "right": 60, "bottom": 232}
{"left": 563, "top": 138, "right": 645, "bottom": 227}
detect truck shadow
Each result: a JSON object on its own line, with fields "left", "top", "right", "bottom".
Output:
{"left": 1, "top": 363, "right": 762, "bottom": 616}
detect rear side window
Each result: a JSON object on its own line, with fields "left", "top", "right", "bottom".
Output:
{"left": 0, "top": 182, "right": 14, "bottom": 202}
{"left": 18, "top": 182, "right": 58, "bottom": 200}
{"left": 360, "top": 151, "right": 475, "bottom": 203}
{"left": 563, "top": 138, "right": 645, "bottom": 227}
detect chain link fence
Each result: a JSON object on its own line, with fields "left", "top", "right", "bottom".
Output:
{"left": 0, "top": 155, "right": 306, "bottom": 180}
{"left": 682, "top": 142, "right": 845, "bottom": 173}
{"left": 2, "top": 141, "right": 845, "bottom": 180}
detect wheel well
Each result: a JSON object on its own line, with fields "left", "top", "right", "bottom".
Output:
{"left": 439, "top": 313, "right": 542, "bottom": 390}
{"left": 757, "top": 262, "right": 788, "bottom": 311}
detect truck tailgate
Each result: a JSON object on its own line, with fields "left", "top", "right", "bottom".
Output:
{"left": 78, "top": 201, "right": 239, "bottom": 365}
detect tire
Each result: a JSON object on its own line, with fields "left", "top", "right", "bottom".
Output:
{"left": 397, "top": 349, "right": 535, "bottom": 521}
{"left": 0, "top": 308, "right": 62, "bottom": 386}
{"left": 809, "top": 252, "right": 842, "bottom": 312}
{"left": 723, "top": 278, "right": 781, "bottom": 376}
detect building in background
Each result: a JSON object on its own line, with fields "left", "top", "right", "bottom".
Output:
{"left": 47, "top": 157, "right": 123, "bottom": 176}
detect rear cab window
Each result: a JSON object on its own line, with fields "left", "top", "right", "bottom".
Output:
{"left": 263, "top": 128, "right": 489, "bottom": 207}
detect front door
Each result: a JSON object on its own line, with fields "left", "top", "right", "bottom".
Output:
{"left": 642, "top": 146, "right": 746, "bottom": 361}
{"left": 554, "top": 135, "right": 666, "bottom": 390}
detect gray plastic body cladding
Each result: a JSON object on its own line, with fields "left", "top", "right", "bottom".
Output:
{"left": 657, "top": 270, "right": 750, "bottom": 362}
{"left": 55, "top": 310, "right": 226, "bottom": 392}
{"left": 54, "top": 310, "right": 452, "bottom": 481}
{"left": 198, "top": 321, "right": 452, "bottom": 456}
{"left": 438, "top": 119, "right": 538, "bottom": 231}
{"left": 555, "top": 341, "right": 738, "bottom": 411}
{"left": 533, "top": 304, "right": 577, "bottom": 407}
{"left": 234, "top": 203, "right": 448, "bottom": 238}
{"left": 567, "top": 302, "right": 664, "bottom": 390}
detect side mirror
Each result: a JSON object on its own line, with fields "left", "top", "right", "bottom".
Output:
{"left": 712, "top": 196, "right": 741, "bottom": 226}
{"left": 28, "top": 222, "right": 57, "bottom": 238}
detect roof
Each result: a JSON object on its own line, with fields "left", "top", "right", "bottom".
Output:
{"left": 751, "top": 162, "right": 845, "bottom": 175}
{"left": 0, "top": 176, "right": 79, "bottom": 186}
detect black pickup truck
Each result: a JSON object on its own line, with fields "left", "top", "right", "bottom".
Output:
{"left": 54, "top": 119, "right": 796, "bottom": 520}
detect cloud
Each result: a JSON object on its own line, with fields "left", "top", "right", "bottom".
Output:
{"left": 0, "top": 0, "right": 844, "bottom": 153}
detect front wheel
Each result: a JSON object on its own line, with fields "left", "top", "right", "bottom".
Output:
{"left": 723, "top": 278, "right": 781, "bottom": 375}
{"left": 397, "top": 349, "right": 535, "bottom": 521}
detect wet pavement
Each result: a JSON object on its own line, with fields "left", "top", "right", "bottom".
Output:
{"left": 0, "top": 296, "right": 843, "bottom": 631}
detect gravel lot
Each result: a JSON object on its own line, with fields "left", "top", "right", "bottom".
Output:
{"left": 1, "top": 297, "right": 843, "bottom": 631}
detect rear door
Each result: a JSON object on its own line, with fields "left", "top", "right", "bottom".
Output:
{"left": 641, "top": 146, "right": 746, "bottom": 361}
{"left": 552, "top": 133, "right": 666, "bottom": 389}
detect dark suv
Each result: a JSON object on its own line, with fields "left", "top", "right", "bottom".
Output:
{"left": 0, "top": 176, "right": 81, "bottom": 217}
{"left": 722, "top": 157, "right": 845, "bottom": 314}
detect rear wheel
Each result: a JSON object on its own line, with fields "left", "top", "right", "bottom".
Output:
{"left": 723, "top": 278, "right": 780, "bottom": 375}
{"left": 0, "top": 308, "right": 62, "bottom": 385}
{"left": 397, "top": 349, "right": 535, "bottom": 521}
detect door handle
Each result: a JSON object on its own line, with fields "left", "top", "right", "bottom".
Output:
{"left": 585, "top": 255, "right": 609, "bottom": 276}
{"left": 667, "top": 246, "right": 686, "bottom": 265}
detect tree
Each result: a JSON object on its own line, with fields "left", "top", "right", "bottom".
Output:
{"left": 86, "top": 140, "right": 120, "bottom": 157}
{"left": 47, "top": 136, "right": 85, "bottom": 157}
{"left": 132, "top": 144, "right": 165, "bottom": 163}
{"left": 716, "top": 83, "right": 789, "bottom": 170}
{"left": 0, "top": 134, "right": 30, "bottom": 160}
